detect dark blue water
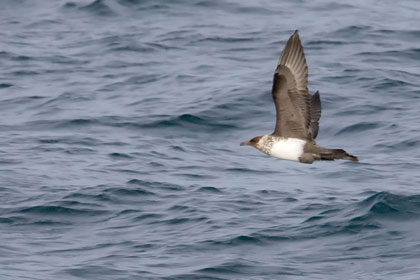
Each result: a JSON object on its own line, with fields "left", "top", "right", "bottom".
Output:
{"left": 1, "top": 0, "right": 420, "bottom": 279}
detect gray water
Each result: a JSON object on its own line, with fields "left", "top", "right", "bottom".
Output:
{"left": 1, "top": 0, "right": 420, "bottom": 279}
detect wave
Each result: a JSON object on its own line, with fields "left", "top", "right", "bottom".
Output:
{"left": 18, "top": 111, "right": 239, "bottom": 136}
{"left": 190, "top": 192, "right": 420, "bottom": 251}
{"left": 358, "top": 191, "right": 420, "bottom": 217}
{"left": 18, "top": 205, "right": 107, "bottom": 216}
{"left": 78, "top": 0, "right": 118, "bottom": 17}
{"left": 335, "top": 121, "right": 381, "bottom": 136}
{"left": 301, "top": 191, "right": 420, "bottom": 236}
{"left": 357, "top": 48, "right": 420, "bottom": 62}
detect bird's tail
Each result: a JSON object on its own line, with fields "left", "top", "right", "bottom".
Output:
{"left": 318, "top": 148, "right": 358, "bottom": 162}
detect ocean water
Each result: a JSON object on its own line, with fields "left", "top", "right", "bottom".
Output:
{"left": 1, "top": 0, "right": 420, "bottom": 279}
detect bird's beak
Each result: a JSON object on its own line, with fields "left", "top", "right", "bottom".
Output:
{"left": 240, "top": 141, "right": 251, "bottom": 146}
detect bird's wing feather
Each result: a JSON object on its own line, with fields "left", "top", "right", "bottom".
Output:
{"left": 272, "top": 31, "right": 312, "bottom": 139}
{"left": 310, "top": 91, "right": 321, "bottom": 139}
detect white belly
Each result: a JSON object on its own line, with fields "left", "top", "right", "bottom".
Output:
{"left": 269, "top": 138, "right": 306, "bottom": 161}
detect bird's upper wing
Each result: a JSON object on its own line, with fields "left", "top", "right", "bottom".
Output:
{"left": 271, "top": 30, "right": 312, "bottom": 140}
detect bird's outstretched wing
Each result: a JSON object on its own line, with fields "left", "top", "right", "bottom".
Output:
{"left": 271, "top": 30, "right": 313, "bottom": 140}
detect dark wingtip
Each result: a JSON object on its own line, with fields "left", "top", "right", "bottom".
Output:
{"left": 291, "top": 30, "right": 299, "bottom": 39}
{"left": 313, "top": 90, "right": 320, "bottom": 97}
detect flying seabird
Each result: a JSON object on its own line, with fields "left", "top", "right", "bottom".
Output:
{"left": 240, "top": 30, "right": 358, "bottom": 164}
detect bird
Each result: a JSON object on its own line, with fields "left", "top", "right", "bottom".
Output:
{"left": 240, "top": 30, "right": 358, "bottom": 164}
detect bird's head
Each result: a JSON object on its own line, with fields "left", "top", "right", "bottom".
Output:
{"left": 240, "top": 136, "right": 263, "bottom": 148}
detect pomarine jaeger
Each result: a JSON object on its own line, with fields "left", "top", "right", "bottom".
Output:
{"left": 240, "top": 30, "right": 358, "bottom": 164}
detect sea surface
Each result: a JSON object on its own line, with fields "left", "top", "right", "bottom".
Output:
{"left": 1, "top": 0, "right": 420, "bottom": 279}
